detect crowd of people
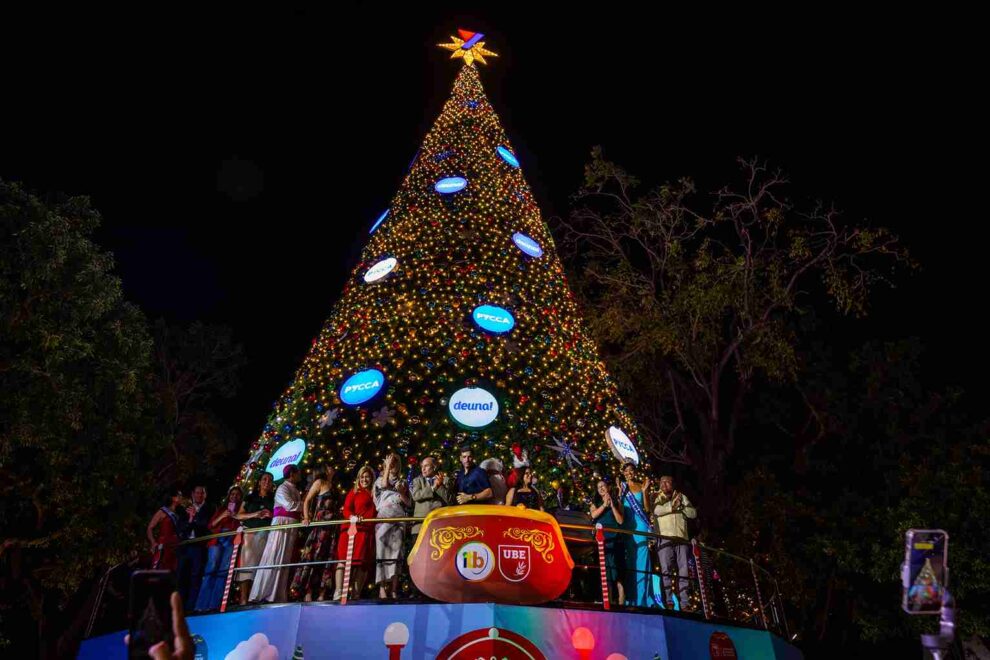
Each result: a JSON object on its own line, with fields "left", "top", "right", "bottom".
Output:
{"left": 145, "top": 446, "right": 698, "bottom": 613}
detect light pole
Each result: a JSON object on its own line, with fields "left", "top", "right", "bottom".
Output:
{"left": 571, "top": 627, "right": 595, "bottom": 660}
{"left": 383, "top": 622, "right": 409, "bottom": 660}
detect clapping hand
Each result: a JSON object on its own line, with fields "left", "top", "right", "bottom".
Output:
{"left": 435, "top": 472, "right": 445, "bottom": 487}
{"left": 642, "top": 477, "right": 651, "bottom": 491}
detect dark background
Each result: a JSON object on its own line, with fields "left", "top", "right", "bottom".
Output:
{"left": 2, "top": 4, "right": 982, "bottom": 446}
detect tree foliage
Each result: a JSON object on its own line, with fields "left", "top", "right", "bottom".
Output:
{"left": 558, "top": 149, "right": 913, "bottom": 523}
{"left": 0, "top": 180, "right": 158, "bottom": 653}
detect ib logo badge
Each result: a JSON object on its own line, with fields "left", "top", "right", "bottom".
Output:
{"left": 456, "top": 542, "right": 494, "bottom": 582}
{"left": 498, "top": 545, "right": 531, "bottom": 583}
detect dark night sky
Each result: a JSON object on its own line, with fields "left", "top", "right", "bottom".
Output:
{"left": 2, "top": 5, "right": 983, "bottom": 446}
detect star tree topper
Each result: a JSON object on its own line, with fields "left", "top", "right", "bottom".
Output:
{"left": 437, "top": 29, "right": 498, "bottom": 66}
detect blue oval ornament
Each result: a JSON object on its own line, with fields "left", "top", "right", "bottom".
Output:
{"left": 339, "top": 368, "right": 385, "bottom": 405}
{"left": 472, "top": 305, "right": 515, "bottom": 334}
{"left": 497, "top": 145, "right": 520, "bottom": 167}
{"left": 435, "top": 177, "right": 467, "bottom": 194}
{"left": 512, "top": 232, "right": 543, "bottom": 258}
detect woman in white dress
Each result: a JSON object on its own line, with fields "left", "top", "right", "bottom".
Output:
{"left": 249, "top": 465, "right": 303, "bottom": 603}
{"left": 373, "top": 453, "right": 411, "bottom": 599}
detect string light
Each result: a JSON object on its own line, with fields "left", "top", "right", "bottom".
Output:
{"left": 235, "top": 55, "right": 642, "bottom": 502}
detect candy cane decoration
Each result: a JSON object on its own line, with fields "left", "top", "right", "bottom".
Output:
{"left": 340, "top": 515, "right": 359, "bottom": 606}
{"left": 220, "top": 527, "right": 244, "bottom": 613}
{"left": 692, "top": 539, "right": 711, "bottom": 620}
{"left": 595, "top": 523, "right": 610, "bottom": 611}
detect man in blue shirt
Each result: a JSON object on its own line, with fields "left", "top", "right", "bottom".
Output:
{"left": 454, "top": 447, "right": 493, "bottom": 504}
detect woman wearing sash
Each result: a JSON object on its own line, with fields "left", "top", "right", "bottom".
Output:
{"left": 147, "top": 488, "right": 185, "bottom": 571}
{"left": 618, "top": 461, "right": 652, "bottom": 607}
{"left": 250, "top": 465, "right": 303, "bottom": 603}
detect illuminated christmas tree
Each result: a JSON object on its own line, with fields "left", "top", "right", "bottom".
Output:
{"left": 236, "top": 30, "right": 644, "bottom": 500}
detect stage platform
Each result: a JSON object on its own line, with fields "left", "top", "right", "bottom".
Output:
{"left": 79, "top": 600, "right": 803, "bottom": 659}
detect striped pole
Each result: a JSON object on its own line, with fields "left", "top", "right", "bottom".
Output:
{"left": 219, "top": 528, "right": 244, "bottom": 613}
{"left": 340, "top": 515, "right": 359, "bottom": 606}
{"left": 750, "top": 558, "right": 768, "bottom": 630}
{"left": 595, "top": 523, "right": 610, "bottom": 611}
{"left": 692, "top": 539, "right": 711, "bottom": 620}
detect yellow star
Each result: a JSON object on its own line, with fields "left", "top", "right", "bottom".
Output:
{"left": 437, "top": 30, "right": 498, "bottom": 67}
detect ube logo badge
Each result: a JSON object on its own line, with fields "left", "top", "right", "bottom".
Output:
{"left": 606, "top": 425, "right": 640, "bottom": 465}
{"left": 498, "top": 545, "right": 531, "bottom": 582}
{"left": 448, "top": 387, "right": 499, "bottom": 428}
{"left": 363, "top": 257, "right": 397, "bottom": 283}
{"left": 265, "top": 438, "right": 306, "bottom": 477}
{"left": 456, "top": 542, "right": 494, "bottom": 581}
{"left": 339, "top": 369, "right": 385, "bottom": 406}
{"left": 512, "top": 232, "right": 543, "bottom": 258}
{"left": 472, "top": 305, "right": 515, "bottom": 334}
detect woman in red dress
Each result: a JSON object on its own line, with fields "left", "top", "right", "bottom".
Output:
{"left": 333, "top": 465, "right": 377, "bottom": 600}
{"left": 147, "top": 488, "right": 185, "bottom": 571}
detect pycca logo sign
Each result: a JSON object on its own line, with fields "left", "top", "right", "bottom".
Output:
{"left": 363, "top": 257, "right": 397, "bottom": 283}
{"left": 265, "top": 438, "right": 307, "bottom": 477}
{"left": 448, "top": 387, "right": 499, "bottom": 428}
{"left": 456, "top": 542, "right": 494, "bottom": 581}
{"left": 606, "top": 425, "right": 640, "bottom": 465}
{"left": 512, "top": 232, "right": 543, "bottom": 258}
{"left": 472, "top": 305, "right": 515, "bottom": 334}
{"left": 339, "top": 369, "right": 385, "bottom": 406}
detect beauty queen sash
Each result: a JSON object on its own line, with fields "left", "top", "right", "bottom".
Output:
{"left": 620, "top": 483, "right": 666, "bottom": 608}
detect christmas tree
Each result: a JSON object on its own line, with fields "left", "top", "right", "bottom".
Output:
{"left": 236, "top": 30, "right": 644, "bottom": 501}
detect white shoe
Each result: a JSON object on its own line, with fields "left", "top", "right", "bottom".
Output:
{"left": 331, "top": 590, "right": 342, "bottom": 601}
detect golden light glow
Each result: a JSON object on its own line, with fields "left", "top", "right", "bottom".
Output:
{"left": 234, "top": 44, "right": 643, "bottom": 506}
{"left": 437, "top": 34, "right": 499, "bottom": 67}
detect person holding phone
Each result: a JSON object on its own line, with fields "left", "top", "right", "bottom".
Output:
{"left": 126, "top": 571, "right": 194, "bottom": 660}
{"left": 194, "top": 486, "right": 244, "bottom": 612}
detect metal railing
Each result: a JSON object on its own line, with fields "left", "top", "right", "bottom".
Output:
{"left": 88, "top": 514, "right": 790, "bottom": 639}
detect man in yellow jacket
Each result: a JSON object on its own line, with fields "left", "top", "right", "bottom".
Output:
{"left": 653, "top": 475, "right": 697, "bottom": 609}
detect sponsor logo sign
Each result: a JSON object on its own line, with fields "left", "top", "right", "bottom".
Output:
{"left": 606, "top": 425, "right": 640, "bottom": 465}
{"left": 449, "top": 387, "right": 499, "bottom": 428}
{"left": 363, "top": 257, "right": 397, "bottom": 283}
{"left": 265, "top": 438, "right": 307, "bottom": 477}
{"left": 511, "top": 232, "right": 543, "bottom": 258}
{"left": 498, "top": 545, "right": 531, "bottom": 582}
{"left": 339, "top": 368, "right": 385, "bottom": 406}
{"left": 456, "top": 542, "right": 494, "bottom": 581}
{"left": 472, "top": 305, "right": 515, "bottom": 334}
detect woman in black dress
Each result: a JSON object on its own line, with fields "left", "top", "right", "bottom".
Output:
{"left": 506, "top": 467, "right": 544, "bottom": 511}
